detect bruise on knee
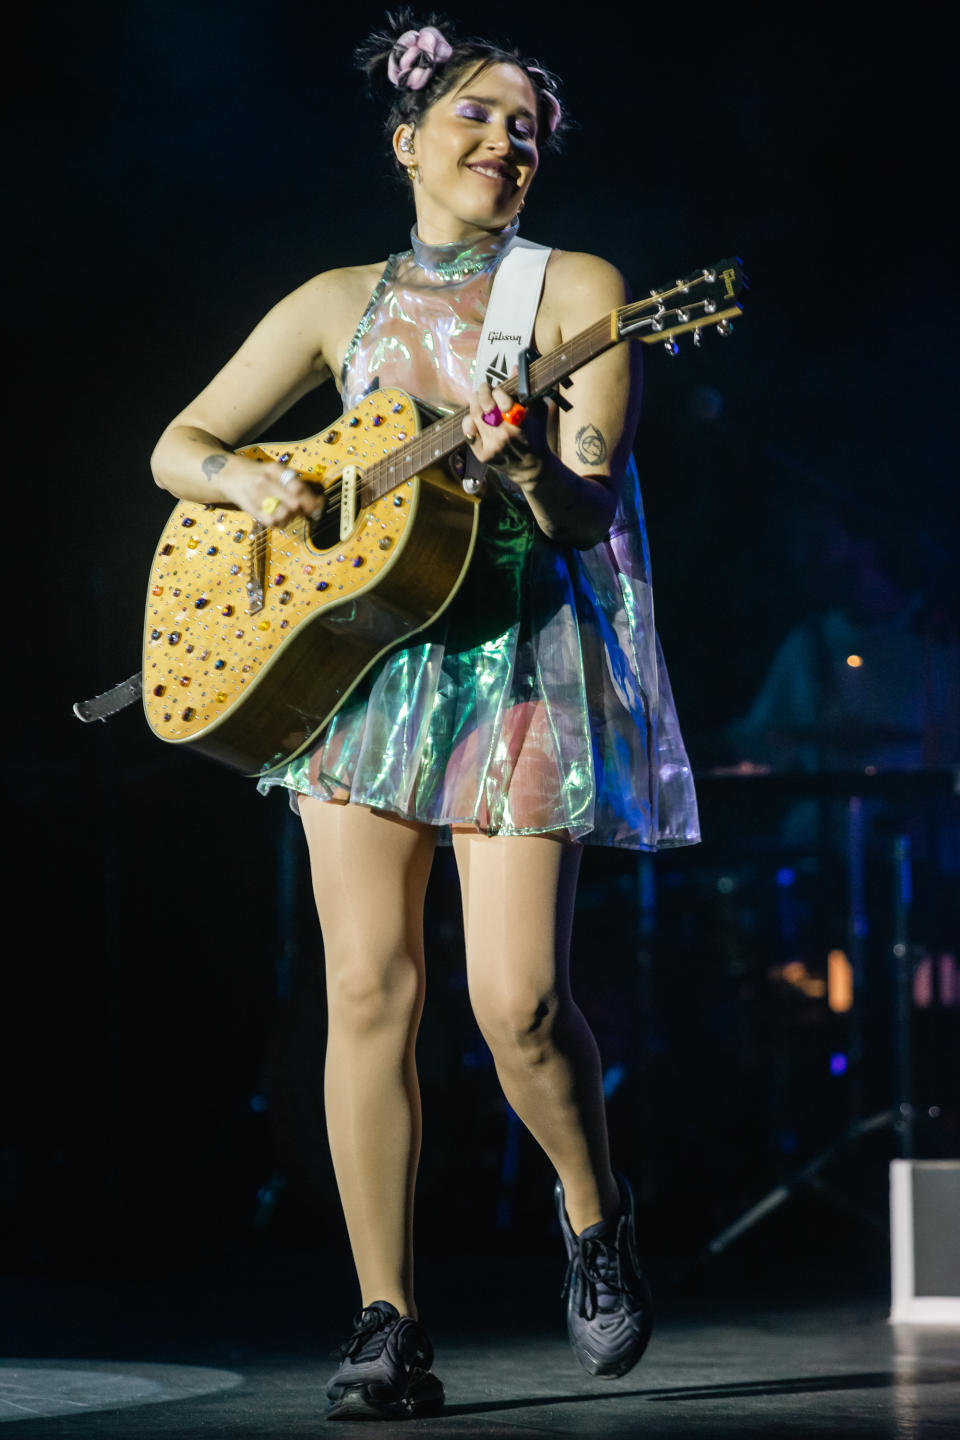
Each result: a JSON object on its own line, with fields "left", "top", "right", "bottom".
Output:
{"left": 529, "top": 998, "right": 550, "bottom": 1034}
{"left": 474, "top": 987, "right": 562, "bottom": 1058}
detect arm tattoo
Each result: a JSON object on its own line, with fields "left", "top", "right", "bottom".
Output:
{"left": 201, "top": 454, "right": 228, "bottom": 482}
{"left": 575, "top": 424, "right": 608, "bottom": 467}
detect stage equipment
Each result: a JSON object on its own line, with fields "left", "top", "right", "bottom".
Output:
{"left": 695, "top": 767, "right": 959, "bottom": 1261}
{"left": 890, "top": 1160, "right": 960, "bottom": 1324}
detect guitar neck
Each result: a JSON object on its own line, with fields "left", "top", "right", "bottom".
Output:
{"left": 362, "top": 256, "right": 745, "bottom": 503}
{"left": 362, "top": 316, "right": 617, "bottom": 504}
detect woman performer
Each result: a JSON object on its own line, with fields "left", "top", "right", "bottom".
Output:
{"left": 151, "top": 13, "right": 699, "bottom": 1422}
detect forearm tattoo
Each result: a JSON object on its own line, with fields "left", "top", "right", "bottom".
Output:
{"left": 575, "top": 424, "right": 608, "bottom": 467}
{"left": 201, "top": 454, "right": 228, "bottom": 481}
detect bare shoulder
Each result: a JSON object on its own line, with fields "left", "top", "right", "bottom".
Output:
{"left": 305, "top": 261, "right": 387, "bottom": 374}
{"left": 276, "top": 257, "right": 381, "bottom": 335}
{"left": 215, "top": 259, "right": 384, "bottom": 382}
{"left": 537, "top": 250, "right": 629, "bottom": 349}
{"left": 301, "top": 260, "right": 387, "bottom": 307}
{"left": 544, "top": 250, "right": 628, "bottom": 304}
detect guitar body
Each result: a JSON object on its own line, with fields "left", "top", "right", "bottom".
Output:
{"left": 142, "top": 387, "right": 480, "bottom": 776}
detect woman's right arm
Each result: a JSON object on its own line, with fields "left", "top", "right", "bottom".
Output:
{"left": 151, "top": 266, "right": 373, "bottom": 527}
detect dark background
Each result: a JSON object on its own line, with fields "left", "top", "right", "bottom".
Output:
{"left": 5, "top": 0, "right": 956, "bottom": 1311}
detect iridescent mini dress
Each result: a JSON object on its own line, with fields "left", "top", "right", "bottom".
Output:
{"left": 259, "top": 225, "right": 700, "bottom": 850}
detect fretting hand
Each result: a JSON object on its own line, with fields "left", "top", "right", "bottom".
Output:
{"left": 461, "top": 381, "right": 546, "bottom": 492}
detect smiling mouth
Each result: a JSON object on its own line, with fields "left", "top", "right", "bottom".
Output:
{"left": 466, "top": 162, "right": 518, "bottom": 184}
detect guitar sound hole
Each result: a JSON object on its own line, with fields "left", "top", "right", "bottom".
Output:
{"left": 307, "top": 504, "right": 343, "bottom": 552}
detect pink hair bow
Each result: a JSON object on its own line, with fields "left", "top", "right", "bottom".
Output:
{"left": 387, "top": 26, "right": 453, "bottom": 91}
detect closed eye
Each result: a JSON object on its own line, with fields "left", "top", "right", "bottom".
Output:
{"left": 455, "top": 102, "right": 489, "bottom": 123}
{"left": 454, "top": 98, "right": 538, "bottom": 144}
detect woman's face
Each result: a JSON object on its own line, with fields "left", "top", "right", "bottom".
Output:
{"left": 396, "top": 61, "right": 540, "bottom": 238}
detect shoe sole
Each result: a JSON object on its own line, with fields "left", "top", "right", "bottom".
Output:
{"left": 326, "top": 1372, "right": 445, "bottom": 1421}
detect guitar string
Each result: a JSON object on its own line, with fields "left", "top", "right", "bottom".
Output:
{"left": 330, "top": 284, "right": 723, "bottom": 508}
{"left": 297, "top": 296, "right": 709, "bottom": 518}
{"left": 269, "top": 309, "right": 613, "bottom": 517}
{"left": 259, "top": 285, "right": 717, "bottom": 516}
{"left": 242, "top": 283, "right": 724, "bottom": 554}
{"left": 173, "top": 283, "right": 733, "bottom": 616}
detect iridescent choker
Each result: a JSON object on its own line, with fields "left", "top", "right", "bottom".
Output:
{"left": 409, "top": 220, "right": 519, "bottom": 281}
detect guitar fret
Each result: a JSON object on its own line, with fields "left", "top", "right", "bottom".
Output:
{"left": 363, "top": 311, "right": 625, "bottom": 506}
{"left": 314, "top": 288, "right": 699, "bottom": 548}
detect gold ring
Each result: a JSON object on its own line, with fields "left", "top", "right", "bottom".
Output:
{"left": 261, "top": 496, "right": 280, "bottom": 515}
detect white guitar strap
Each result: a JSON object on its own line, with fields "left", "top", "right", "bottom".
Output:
{"left": 473, "top": 237, "right": 552, "bottom": 394}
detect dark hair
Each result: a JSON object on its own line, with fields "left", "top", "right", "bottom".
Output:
{"left": 356, "top": 9, "right": 567, "bottom": 156}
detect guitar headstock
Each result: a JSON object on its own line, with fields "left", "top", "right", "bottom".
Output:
{"left": 616, "top": 257, "right": 747, "bottom": 354}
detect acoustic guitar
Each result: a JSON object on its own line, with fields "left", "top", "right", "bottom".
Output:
{"left": 141, "top": 259, "right": 745, "bottom": 776}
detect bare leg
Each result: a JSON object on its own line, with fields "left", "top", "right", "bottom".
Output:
{"left": 452, "top": 832, "right": 620, "bottom": 1235}
{"left": 301, "top": 798, "right": 436, "bottom": 1317}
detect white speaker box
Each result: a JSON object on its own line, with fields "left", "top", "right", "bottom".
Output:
{"left": 890, "top": 1160, "right": 960, "bottom": 1324}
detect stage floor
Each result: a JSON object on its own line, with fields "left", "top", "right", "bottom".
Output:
{"left": 2, "top": 1253, "right": 958, "bottom": 1436}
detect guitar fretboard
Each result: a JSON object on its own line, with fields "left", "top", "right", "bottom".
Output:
{"left": 355, "top": 257, "right": 745, "bottom": 505}
{"left": 360, "top": 315, "right": 617, "bottom": 504}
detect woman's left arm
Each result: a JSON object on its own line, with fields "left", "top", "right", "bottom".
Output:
{"left": 464, "top": 252, "right": 641, "bottom": 548}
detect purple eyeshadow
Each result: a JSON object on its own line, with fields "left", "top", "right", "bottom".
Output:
{"left": 454, "top": 99, "right": 537, "bottom": 143}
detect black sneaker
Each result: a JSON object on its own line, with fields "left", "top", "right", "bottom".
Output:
{"left": 326, "top": 1300, "right": 445, "bottom": 1420}
{"left": 555, "top": 1174, "right": 654, "bottom": 1378}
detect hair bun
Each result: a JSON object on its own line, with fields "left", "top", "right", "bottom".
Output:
{"left": 355, "top": 10, "right": 567, "bottom": 153}
{"left": 356, "top": 10, "right": 457, "bottom": 89}
{"left": 387, "top": 25, "right": 453, "bottom": 91}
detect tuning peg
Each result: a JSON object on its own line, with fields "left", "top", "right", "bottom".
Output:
{"left": 693, "top": 327, "right": 702, "bottom": 347}
{"left": 716, "top": 319, "right": 733, "bottom": 337}
{"left": 664, "top": 339, "right": 679, "bottom": 357}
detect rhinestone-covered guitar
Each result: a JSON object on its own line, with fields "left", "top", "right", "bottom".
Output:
{"left": 142, "top": 259, "right": 746, "bottom": 775}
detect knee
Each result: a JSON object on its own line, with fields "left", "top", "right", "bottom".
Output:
{"left": 326, "top": 947, "right": 423, "bottom": 1033}
{"left": 471, "top": 984, "right": 564, "bottom": 1064}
